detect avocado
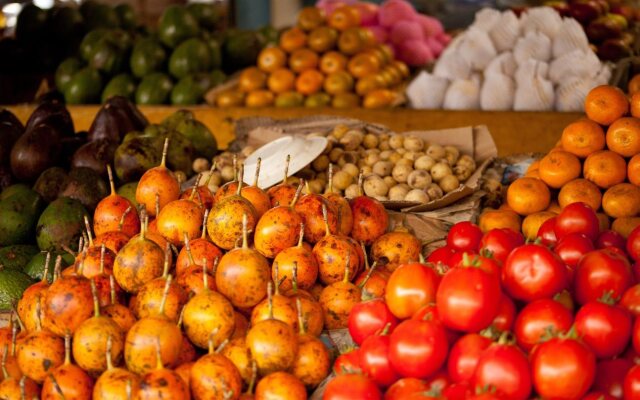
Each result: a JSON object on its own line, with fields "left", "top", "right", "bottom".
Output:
{"left": 58, "top": 167, "right": 109, "bottom": 211}
{"left": 0, "top": 166, "right": 12, "bottom": 191}
{"left": 0, "top": 109, "right": 24, "bottom": 166}
{"left": 80, "top": 29, "right": 108, "bottom": 62}
{"left": 115, "top": 3, "right": 137, "bottom": 30}
{"left": 15, "top": 3, "right": 47, "bottom": 44}
{"left": 207, "top": 38, "right": 223, "bottom": 70}
{"left": 114, "top": 131, "right": 163, "bottom": 182}
{"left": 64, "top": 67, "right": 103, "bottom": 104}
{"left": 88, "top": 96, "right": 148, "bottom": 143}
{"left": 104, "top": 29, "right": 134, "bottom": 53}
{"left": 169, "top": 37, "right": 212, "bottom": 79}
{"left": 0, "top": 188, "right": 44, "bottom": 246}
{"left": 102, "top": 73, "right": 136, "bottom": 102}
{"left": 84, "top": 3, "right": 119, "bottom": 30}
{"left": 36, "top": 197, "right": 88, "bottom": 252}
{"left": 186, "top": 2, "right": 221, "bottom": 30}
{"left": 117, "top": 182, "right": 139, "bottom": 206}
{"left": 0, "top": 245, "right": 39, "bottom": 270}
{"left": 171, "top": 75, "right": 206, "bottom": 105}
{"left": 10, "top": 124, "right": 62, "bottom": 182}
{"left": 210, "top": 69, "right": 226, "bottom": 87}
{"left": 175, "top": 118, "right": 218, "bottom": 159}
{"left": 162, "top": 109, "right": 194, "bottom": 131}
{"left": 166, "top": 130, "right": 196, "bottom": 175}
{"left": 222, "top": 30, "right": 261, "bottom": 73}
{"left": 89, "top": 39, "right": 126, "bottom": 76}
{"left": 24, "top": 251, "right": 69, "bottom": 282}
{"left": 24, "top": 101, "right": 74, "bottom": 138}
{"left": 55, "top": 57, "right": 85, "bottom": 93}
{"left": 135, "top": 73, "right": 173, "bottom": 105}
{"left": 33, "top": 167, "right": 69, "bottom": 203}
{"left": 0, "top": 184, "right": 31, "bottom": 201}
{"left": 0, "top": 268, "right": 34, "bottom": 311}
{"left": 158, "top": 5, "right": 199, "bottom": 48}
{"left": 48, "top": 6, "right": 85, "bottom": 54}
{"left": 130, "top": 38, "right": 167, "bottom": 78}
{"left": 71, "top": 139, "right": 118, "bottom": 177}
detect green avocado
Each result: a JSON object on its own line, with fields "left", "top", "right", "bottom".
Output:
{"left": 166, "top": 130, "right": 196, "bottom": 175}
{"left": 64, "top": 67, "right": 103, "bottom": 104}
{"left": 23, "top": 252, "right": 69, "bottom": 282}
{"left": 130, "top": 38, "right": 167, "bottom": 78}
{"left": 135, "top": 73, "right": 173, "bottom": 105}
{"left": 0, "top": 245, "right": 39, "bottom": 270}
{"left": 115, "top": 3, "right": 137, "bottom": 30}
{"left": 0, "top": 268, "right": 34, "bottom": 311}
{"left": 168, "top": 37, "right": 212, "bottom": 79}
{"left": 114, "top": 131, "right": 163, "bottom": 182}
{"left": 158, "top": 5, "right": 199, "bottom": 48}
{"left": 186, "top": 2, "right": 221, "bottom": 30}
{"left": 84, "top": 3, "right": 119, "bottom": 30}
{"left": 102, "top": 73, "right": 136, "bottom": 102}
{"left": 0, "top": 188, "right": 44, "bottom": 246}
{"left": 89, "top": 39, "right": 126, "bottom": 76}
{"left": 80, "top": 29, "right": 108, "bottom": 61}
{"left": 171, "top": 74, "right": 210, "bottom": 105}
{"left": 104, "top": 29, "right": 133, "bottom": 52}
{"left": 207, "top": 37, "right": 222, "bottom": 70}
{"left": 161, "top": 110, "right": 193, "bottom": 131}
{"left": 0, "top": 184, "right": 32, "bottom": 201}
{"left": 117, "top": 182, "right": 139, "bottom": 206}
{"left": 175, "top": 118, "right": 217, "bottom": 159}
{"left": 55, "top": 57, "right": 84, "bottom": 93}
{"left": 36, "top": 197, "right": 88, "bottom": 252}
{"left": 222, "top": 30, "right": 261, "bottom": 73}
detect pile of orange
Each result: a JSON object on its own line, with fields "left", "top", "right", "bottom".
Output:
{"left": 216, "top": 6, "right": 409, "bottom": 108}
{"left": 481, "top": 84, "right": 640, "bottom": 240}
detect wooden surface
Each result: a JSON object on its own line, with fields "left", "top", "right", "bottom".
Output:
{"left": 5, "top": 105, "right": 582, "bottom": 155}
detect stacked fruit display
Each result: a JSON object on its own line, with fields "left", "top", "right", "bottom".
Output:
{"left": 325, "top": 206, "right": 640, "bottom": 399}
{"left": 215, "top": 5, "right": 410, "bottom": 109}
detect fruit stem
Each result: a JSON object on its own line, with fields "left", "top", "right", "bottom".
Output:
{"left": 241, "top": 213, "right": 249, "bottom": 249}
{"left": 109, "top": 275, "right": 117, "bottom": 305}
{"left": 162, "top": 242, "right": 171, "bottom": 278}
{"left": 160, "top": 137, "right": 169, "bottom": 168}
{"left": 246, "top": 361, "right": 257, "bottom": 395}
{"left": 297, "top": 223, "right": 305, "bottom": 247}
{"left": 63, "top": 333, "right": 71, "bottom": 365}
{"left": 328, "top": 164, "right": 334, "bottom": 193}
{"left": 203, "top": 161, "right": 217, "bottom": 188}
{"left": 305, "top": 180, "right": 311, "bottom": 195}
{"left": 202, "top": 258, "right": 209, "bottom": 292}
{"left": 232, "top": 154, "right": 238, "bottom": 181}
{"left": 273, "top": 262, "right": 281, "bottom": 296}
{"left": 1, "top": 345, "right": 8, "bottom": 380}
{"left": 357, "top": 171, "right": 364, "bottom": 197}
{"left": 107, "top": 164, "right": 116, "bottom": 196}
{"left": 207, "top": 327, "right": 220, "bottom": 355}
{"left": 119, "top": 206, "right": 133, "bottom": 232}
{"left": 343, "top": 251, "right": 351, "bottom": 284}
{"left": 201, "top": 209, "right": 209, "bottom": 239}
{"left": 189, "top": 174, "right": 202, "bottom": 202}
{"left": 322, "top": 203, "right": 330, "bottom": 237}
{"left": 360, "top": 241, "right": 369, "bottom": 270}
{"left": 266, "top": 281, "right": 274, "bottom": 320}
{"left": 158, "top": 275, "right": 173, "bottom": 317}
{"left": 295, "top": 298, "right": 307, "bottom": 335}
{"left": 283, "top": 154, "right": 291, "bottom": 185}
{"left": 41, "top": 252, "right": 51, "bottom": 284}
{"left": 177, "top": 306, "right": 185, "bottom": 328}
{"left": 34, "top": 295, "right": 42, "bottom": 332}
{"left": 99, "top": 244, "right": 106, "bottom": 275}
{"left": 154, "top": 336, "right": 164, "bottom": 370}
{"left": 10, "top": 325, "right": 18, "bottom": 357}
{"left": 359, "top": 261, "right": 377, "bottom": 292}
{"left": 236, "top": 164, "right": 245, "bottom": 197}
{"left": 77, "top": 249, "right": 87, "bottom": 276}
{"left": 155, "top": 194, "right": 160, "bottom": 218}
{"left": 290, "top": 180, "right": 304, "bottom": 208}
{"left": 215, "top": 339, "right": 229, "bottom": 354}
{"left": 53, "top": 255, "right": 62, "bottom": 281}
{"left": 253, "top": 158, "right": 262, "bottom": 187}
{"left": 105, "top": 335, "right": 114, "bottom": 371}
{"left": 125, "top": 379, "right": 133, "bottom": 400}
{"left": 90, "top": 279, "right": 100, "bottom": 318}
{"left": 84, "top": 215, "right": 94, "bottom": 247}
{"left": 291, "top": 261, "right": 299, "bottom": 293}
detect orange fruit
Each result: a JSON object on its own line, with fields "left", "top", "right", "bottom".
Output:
{"left": 391, "top": 60, "right": 410, "bottom": 78}
{"left": 279, "top": 27, "right": 307, "bottom": 53}
{"left": 320, "top": 51, "right": 348, "bottom": 74}
{"left": 323, "top": 71, "right": 354, "bottom": 95}
{"left": 526, "top": 160, "right": 540, "bottom": 173}
{"left": 245, "top": 90, "right": 275, "bottom": 108}
{"left": 338, "top": 28, "right": 368, "bottom": 55}
{"left": 478, "top": 209, "right": 522, "bottom": 233}
{"left": 628, "top": 154, "right": 640, "bottom": 186}
{"left": 506, "top": 177, "right": 551, "bottom": 216}
{"left": 631, "top": 92, "right": 640, "bottom": 118}
{"left": 267, "top": 68, "right": 296, "bottom": 94}
{"left": 239, "top": 67, "right": 267, "bottom": 92}
{"left": 597, "top": 212, "right": 611, "bottom": 232}
{"left": 257, "top": 47, "right": 287, "bottom": 73}
{"left": 522, "top": 211, "right": 557, "bottom": 240}
{"left": 560, "top": 118, "right": 606, "bottom": 158}
{"left": 583, "top": 150, "right": 627, "bottom": 189}
{"left": 363, "top": 89, "right": 395, "bottom": 108}
{"left": 602, "top": 183, "right": 640, "bottom": 218}
{"left": 606, "top": 117, "right": 640, "bottom": 157}
{"left": 499, "top": 203, "right": 514, "bottom": 212}
{"left": 356, "top": 74, "right": 386, "bottom": 96}
{"left": 557, "top": 178, "right": 602, "bottom": 211}
{"left": 584, "top": 85, "right": 629, "bottom": 125}
{"left": 298, "top": 6, "right": 325, "bottom": 31}
{"left": 275, "top": 91, "right": 304, "bottom": 107}
{"left": 289, "top": 48, "right": 319, "bottom": 73}
{"left": 332, "top": 92, "right": 360, "bottom": 108}
{"left": 546, "top": 201, "right": 562, "bottom": 214}
{"left": 612, "top": 217, "right": 640, "bottom": 238}
{"left": 537, "top": 150, "right": 582, "bottom": 189}
{"left": 327, "top": 5, "right": 360, "bottom": 31}
{"left": 295, "top": 69, "right": 324, "bottom": 96}
{"left": 216, "top": 91, "right": 245, "bottom": 108}
{"left": 308, "top": 27, "right": 338, "bottom": 53}
{"left": 348, "top": 52, "right": 380, "bottom": 79}
{"left": 628, "top": 74, "right": 640, "bottom": 95}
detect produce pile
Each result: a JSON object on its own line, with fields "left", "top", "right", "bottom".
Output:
{"left": 409, "top": 6, "right": 612, "bottom": 111}
{"left": 214, "top": 5, "right": 410, "bottom": 109}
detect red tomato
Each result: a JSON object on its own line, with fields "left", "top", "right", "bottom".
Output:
{"left": 554, "top": 289, "right": 575, "bottom": 312}
{"left": 627, "top": 225, "right": 640, "bottom": 262}
{"left": 454, "top": 253, "right": 500, "bottom": 276}
{"left": 360, "top": 333, "right": 400, "bottom": 387}
{"left": 426, "top": 369, "right": 449, "bottom": 392}
{"left": 323, "top": 373, "right": 382, "bottom": 400}
{"left": 594, "top": 358, "right": 633, "bottom": 398}
{"left": 411, "top": 303, "right": 460, "bottom": 345}
{"left": 427, "top": 246, "right": 456, "bottom": 267}
{"left": 502, "top": 243, "right": 568, "bottom": 302}
{"left": 447, "top": 221, "right": 483, "bottom": 253}
{"left": 574, "top": 300, "right": 632, "bottom": 358}
{"left": 633, "top": 262, "right": 640, "bottom": 283}
{"left": 554, "top": 202, "right": 600, "bottom": 241}
{"left": 447, "top": 250, "right": 473, "bottom": 271}
{"left": 597, "top": 229, "right": 627, "bottom": 250}
{"left": 513, "top": 298, "right": 573, "bottom": 352}
{"left": 531, "top": 336, "right": 596, "bottom": 400}
{"left": 467, "top": 392, "right": 507, "bottom": 400}
{"left": 536, "top": 216, "right": 558, "bottom": 246}
{"left": 348, "top": 298, "right": 399, "bottom": 346}
{"left": 388, "top": 318, "right": 448, "bottom": 379}
{"left": 333, "top": 349, "right": 362, "bottom": 375}
{"left": 385, "top": 262, "right": 440, "bottom": 319}
{"left": 479, "top": 228, "right": 524, "bottom": 265}
{"left": 383, "top": 378, "right": 429, "bottom": 400}
{"left": 583, "top": 392, "right": 616, "bottom": 400}
{"left": 436, "top": 265, "right": 502, "bottom": 332}
{"left": 442, "top": 382, "right": 472, "bottom": 400}
{"left": 624, "top": 365, "right": 640, "bottom": 400}
{"left": 633, "top": 317, "right": 640, "bottom": 355}
{"left": 554, "top": 233, "right": 595, "bottom": 268}
{"left": 491, "top": 293, "right": 516, "bottom": 332}
{"left": 447, "top": 333, "right": 492, "bottom": 383}
{"left": 574, "top": 248, "right": 634, "bottom": 305}
{"left": 621, "top": 284, "right": 640, "bottom": 316}
{"left": 472, "top": 343, "right": 531, "bottom": 400}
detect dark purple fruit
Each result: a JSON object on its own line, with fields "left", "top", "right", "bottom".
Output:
{"left": 10, "top": 123, "right": 61, "bottom": 182}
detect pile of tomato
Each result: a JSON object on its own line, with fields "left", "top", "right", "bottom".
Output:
{"left": 322, "top": 202, "right": 640, "bottom": 400}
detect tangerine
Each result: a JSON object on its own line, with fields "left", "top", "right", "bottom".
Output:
{"left": 628, "top": 154, "right": 640, "bottom": 186}
{"left": 258, "top": 47, "right": 287, "bottom": 73}
{"left": 280, "top": 27, "right": 307, "bottom": 53}
{"left": 239, "top": 67, "right": 267, "bottom": 92}
{"left": 584, "top": 85, "right": 629, "bottom": 125}
{"left": 583, "top": 150, "right": 627, "bottom": 189}
{"left": 268, "top": 68, "right": 296, "bottom": 94}
{"left": 328, "top": 5, "right": 360, "bottom": 31}
{"left": 538, "top": 150, "right": 582, "bottom": 189}
{"left": 245, "top": 90, "right": 275, "bottom": 108}
{"left": 298, "top": 6, "right": 325, "bottom": 31}
{"left": 323, "top": 70, "right": 354, "bottom": 95}
{"left": 295, "top": 69, "right": 324, "bottom": 96}
{"left": 558, "top": 178, "right": 602, "bottom": 211}
{"left": 561, "top": 118, "right": 606, "bottom": 158}
{"left": 606, "top": 117, "right": 640, "bottom": 157}
{"left": 506, "top": 177, "right": 551, "bottom": 216}
{"left": 348, "top": 52, "right": 380, "bottom": 79}
{"left": 308, "top": 26, "right": 338, "bottom": 53}
{"left": 628, "top": 74, "right": 640, "bottom": 95}
{"left": 289, "top": 48, "right": 320, "bottom": 73}
{"left": 320, "top": 51, "right": 348, "bottom": 74}
{"left": 602, "top": 183, "right": 640, "bottom": 218}
{"left": 338, "top": 28, "right": 368, "bottom": 55}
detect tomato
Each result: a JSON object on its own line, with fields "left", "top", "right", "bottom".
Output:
{"left": 436, "top": 264, "right": 502, "bottom": 332}
{"left": 554, "top": 202, "right": 600, "bottom": 241}
{"left": 597, "top": 229, "right": 627, "bottom": 250}
{"left": 594, "top": 358, "right": 633, "bottom": 398}
{"left": 530, "top": 336, "right": 596, "bottom": 400}
{"left": 385, "top": 262, "right": 440, "bottom": 319}
{"left": 513, "top": 298, "right": 573, "bottom": 352}
{"left": 554, "top": 289, "right": 575, "bottom": 312}
{"left": 348, "top": 298, "right": 399, "bottom": 346}
{"left": 536, "top": 216, "right": 558, "bottom": 246}
{"left": 479, "top": 228, "right": 524, "bottom": 265}
{"left": 467, "top": 392, "right": 507, "bottom": 400}
{"left": 627, "top": 225, "right": 640, "bottom": 262}
{"left": 383, "top": 378, "right": 429, "bottom": 400}
{"left": 502, "top": 243, "right": 568, "bottom": 302}
{"left": 583, "top": 392, "right": 616, "bottom": 400}
{"left": 574, "top": 299, "right": 632, "bottom": 358}
{"left": 633, "top": 262, "right": 640, "bottom": 284}
{"left": 333, "top": 349, "right": 362, "bottom": 375}
{"left": 447, "top": 250, "right": 473, "bottom": 271}
{"left": 388, "top": 318, "right": 448, "bottom": 379}
{"left": 411, "top": 303, "right": 460, "bottom": 345}
{"left": 633, "top": 317, "right": 640, "bottom": 355}
{"left": 447, "top": 221, "right": 483, "bottom": 253}
{"left": 491, "top": 293, "right": 516, "bottom": 332}
{"left": 454, "top": 253, "right": 500, "bottom": 276}
{"left": 426, "top": 369, "right": 449, "bottom": 392}
{"left": 621, "top": 284, "right": 640, "bottom": 316}
{"left": 442, "top": 382, "right": 472, "bottom": 400}
{"left": 360, "top": 332, "right": 400, "bottom": 387}
{"left": 472, "top": 342, "right": 531, "bottom": 400}
{"left": 624, "top": 365, "right": 640, "bottom": 400}
{"left": 427, "top": 246, "right": 456, "bottom": 267}
{"left": 447, "top": 333, "right": 492, "bottom": 383}
{"left": 574, "top": 248, "right": 634, "bottom": 305}
{"left": 323, "top": 373, "right": 382, "bottom": 400}
{"left": 554, "top": 232, "right": 594, "bottom": 268}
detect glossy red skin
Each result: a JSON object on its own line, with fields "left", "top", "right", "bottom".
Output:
{"left": 502, "top": 244, "right": 568, "bottom": 302}
{"left": 554, "top": 233, "right": 595, "bottom": 268}
{"left": 633, "top": 317, "right": 640, "bottom": 355}
{"left": 442, "top": 382, "right": 472, "bottom": 400}
{"left": 597, "top": 230, "right": 627, "bottom": 250}
{"left": 472, "top": 344, "right": 532, "bottom": 400}
{"left": 583, "top": 392, "right": 616, "bottom": 400}
{"left": 359, "top": 334, "right": 400, "bottom": 387}
{"left": 323, "top": 373, "right": 382, "bottom": 400}
{"left": 574, "top": 248, "right": 634, "bottom": 305}
{"left": 383, "top": 378, "right": 430, "bottom": 400}
{"left": 426, "top": 246, "right": 456, "bottom": 268}
{"left": 426, "top": 369, "right": 449, "bottom": 392}
{"left": 410, "top": 304, "right": 460, "bottom": 345}
{"left": 624, "top": 365, "right": 640, "bottom": 400}
{"left": 594, "top": 358, "right": 633, "bottom": 398}
{"left": 531, "top": 337, "right": 596, "bottom": 400}
{"left": 447, "top": 222, "right": 483, "bottom": 253}
{"left": 333, "top": 349, "right": 362, "bottom": 375}
{"left": 447, "top": 333, "right": 492, "bottom": 383}
{"left": 633, "top": 262, "right": 640, "bottom": 284}
{"left": 479, "top": 228, "right": 524, "bottom": 265}
{"left": 621, "top": 284, "right": 640, "bottom": 316}
{"left": 514, "top": 298, "right": 573, "bottom": 352}
{"left": 575, "top": 300, "right": 632, "bottom": 358}
{"left": 491, "top": 293, "right": 516, "bottom": 332}
{"left": 627, "top": 225, "right": 640, "bottom": 262}
{"left": 388, "top": 319, "right": 448, "bottom": 379}
{"left": 554, "top": 202, "right": 600, "bottom": 241}
{"left": 348, "top": 298, "right": 398, "bottom": 346}
{"left": 436, "top": 265, "right": 502, "bottom": 333}
{"left": 447, "top": 251, "right": 473, "bottom": 271}
{"left": 384, "top": 262, "right": 440, "bottom": 320}
{"left": 536, "top": 217, "right": 558, "bottom": 246}
{"left": 454, "top": 253, "right": 500, "bottom": 276}
{"left": 467, "top": 393, "right": 507, "bottom": 400}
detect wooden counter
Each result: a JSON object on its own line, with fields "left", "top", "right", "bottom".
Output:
{"left": 5, "top": 105, "right": 583, "bottom": 156}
